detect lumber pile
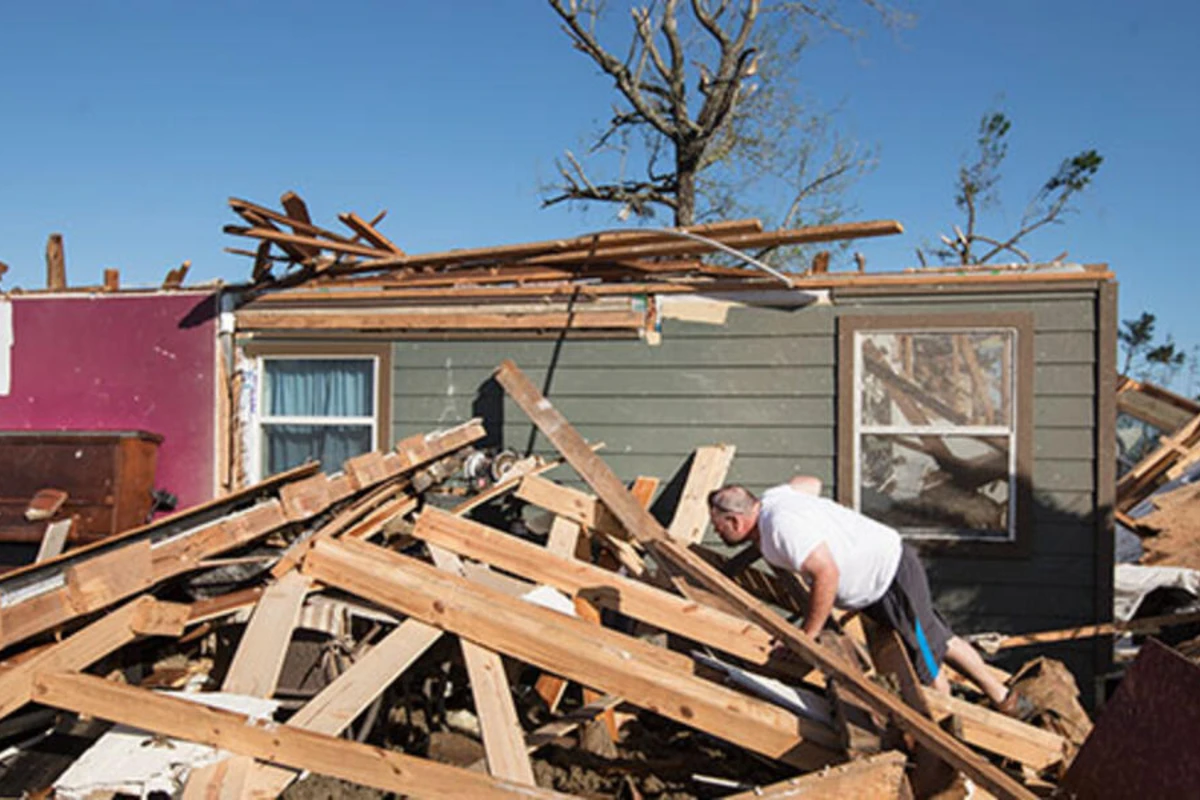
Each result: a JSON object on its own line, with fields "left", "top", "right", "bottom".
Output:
{"left": 0, "top": 364, "right": 1105, "bottom": 799}
{"left": 1116, "top": 377, "right": 1200, "bottom": 571}
{"left": 224, "top": 192, "right": 903, "bottom": 298}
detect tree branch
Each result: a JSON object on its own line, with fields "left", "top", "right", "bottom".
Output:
{"left": 548, "top": 0, "right": 679, "bottom": 138}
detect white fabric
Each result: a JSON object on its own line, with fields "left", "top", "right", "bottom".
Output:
{"left": 1113, "top": 563, "right": 1200, "bottom": 622}
{"left": 757, "top": 485, "right": 903, "bottom": 609}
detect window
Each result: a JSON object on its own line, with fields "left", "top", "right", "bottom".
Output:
{"left": 247, "top": 345, "right": 391, "bottom": 480}
{"left": 838, "top": 313, "right": 1033, "bottom": 547}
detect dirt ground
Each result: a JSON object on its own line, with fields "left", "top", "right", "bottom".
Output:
{"left": 282, "top": 708, "right": 792, "bottom": 799}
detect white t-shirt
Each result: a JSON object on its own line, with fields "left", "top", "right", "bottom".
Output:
{"left": 756, "top": 485, "right": 903, "bottom": 609}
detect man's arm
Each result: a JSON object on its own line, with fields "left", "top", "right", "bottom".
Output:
{"left": 799, "top": 542, "right": 838, "bottom": 638}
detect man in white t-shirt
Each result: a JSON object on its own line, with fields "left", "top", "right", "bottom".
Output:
{"left": 708, "top": 477, "right": 1031, "bottom": 716}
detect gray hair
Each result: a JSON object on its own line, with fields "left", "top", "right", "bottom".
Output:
{"left": 708, "top": 484, "right": 757, "bottom": 515}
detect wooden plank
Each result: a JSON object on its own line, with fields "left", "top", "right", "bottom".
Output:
{"left": 412, "top": 508, "right": 775, "bottom": 667}
{"left": 340, "top": 211, "right": 405, "bottom": 255}
{"left": 667, "top": 445, "right": 736, "bottom": 544}
{"left": 724, "top": 750, "right": 911, "bottom": 799}
{"left": 395, "top": 419, "right": 487, "bottom": 470}
{"left": 229, "top": 197, "right": 357, "bottom": 244}
{"left": 516, "top": 475, "right": 626, "bottom": 539}
{"left": 495, "top": 361, "right": 668, "bottom": 544}
{"left": 0, "top": 595, "right": 169, "bottom": 721}
{"left": 495, "top": 359, "right": 1034, "bottom": 800}
{"left": 544, "top": 516, "right": 582, "bottom": 560}
{"left": 343, "top": 450, "right": 392, "bottom": 488}
{"left": 45, "top": 233, "right": 66, "bottom": 289}
{"left": 864, "top": 618, "right": 954, "bottom": 795}
{"left": 278, "top": 472, "right": 334, "bottom": 521}
{"left": 0, "top": 461, "right": 318, "bottom": 586}
{"left": 349, "top": 219, "right": 766, "bottom": 271}
{"left": 242, "top": 617, "right": 446, "bottom": 797}
{"left": 64, "top": 539, "right": 153, "bottom": 614}
{"left": 181, "top": 758, "right": 250, "bottom": 800}
{"left": 428, "top": 545, "right": 537, "bottom": 785}
{"left": 221, "top": 571, "right": 311, "bottom": 697}
{"left": 35, "top": 518, "right": 73, "bottom": 562}
{"left": 303, "top": 538, "right": 840, "bottom": 767}
{"left": 224, "top": 224, "right": 391, "bottom": 259}
{"left": 923, "top": 688, "right": 1066, "bottom": 771}
{"left": 236, "top": 307, "right": 647, "bottom": 333}
{"left": 527, "top": 220, "right": 904, "bottom": 266}
{"left": 130, "top": 598, "right": 190, "bottom": 637}
{"left": 31, "top": 672, "right": 570, "bottom": 799}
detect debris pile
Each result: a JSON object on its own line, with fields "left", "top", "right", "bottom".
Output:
{"left": 1, "top": 361, "right": 1137, "bottom": 799}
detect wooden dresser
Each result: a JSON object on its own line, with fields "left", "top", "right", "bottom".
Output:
{"left": 0, "top": 430, "right": 163, "bottom": 546}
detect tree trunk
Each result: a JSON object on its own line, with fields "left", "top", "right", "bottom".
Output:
{"left": 675, "top": 147, "right": 701, "bottom": 227}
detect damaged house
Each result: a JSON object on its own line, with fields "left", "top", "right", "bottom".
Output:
{"left": 0, "top": 193, "right": 1137, "bottom": 797}
{"left": 219, "top": 196, "right": 1117, "bottom": 702}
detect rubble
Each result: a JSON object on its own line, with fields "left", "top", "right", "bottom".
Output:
{"left": 0, "top": 362, "right": 1130, "bottom": 799}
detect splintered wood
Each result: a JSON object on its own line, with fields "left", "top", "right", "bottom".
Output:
{"left": 0, "top": 376, "right": 1097, "bottom": 799}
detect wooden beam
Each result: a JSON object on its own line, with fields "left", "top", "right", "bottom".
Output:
{"left": 229, "top": 197, "right": 357, "bottom": 243}
{"left": 45, "top": 233, "right": 66, "bottom": 290}
{"left": 544, "top": 516, "right": 582, "bottom": 560}
{"left": 0, "top": 596, "right": 184, "bottom": 721}
{"left": 340, "top": 211, "right": 405, "bottom": 255}
{"left": 242, "top": 617, "right": 447, "bottom": 797}
{"left": 349, "top": 219, "right": 766, "bottom": 272}
{"left": 923, "top": 688, "right": 1066, "bottom": 771}
{"left": 864, "top": 618, "right": 955, "bottom": 795}
{"left": 236, "top": 307, "right": 647, "bottom": 333}
{"left": 724, "top": 750, "right": 912, "bottom": 799}
{"left": 31, "top": 672, "right": 569, "bottom": 799}
{"left": 495, "top": 361, "right": 667, "bottom": 544}
{"left": 221, "top": 571, "right": 311, "bottom": 697}
{"left": 667, "top": 445, "right": 736, "bottom": 544}
{"left": 302, "top": 538, "right": 840, "bottom": 767}
{"left": 64, "top": 538, "right": 154, "bottom": 614}
{"left": 395, "top": 419, "right": 487, "bottom": 470}
{"left": 494, "top": 359, "right": 1034, "bottom": 800}
{"left": 428, "top": 546, "right": 537, "bottom": 785}
{"left": 225, "top": 224, "right": 392, "bottom": 259}
{"left": 412, "top": 508, "right": 775, "bottom": 667}
{"left": 529, "top": 220, "right": 905, "bottom": 267}
{"left": 516, "top": 475, "right": 627, "bottom": 539}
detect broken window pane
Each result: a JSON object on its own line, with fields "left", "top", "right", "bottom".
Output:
{"left": 859, "top": 433, "right": 1011, "bottom": 538}
{"left": 860, "top": 331, "right": 1012, "bottom": 428}
{"left": 855, "top": 326, "right": 1018, "bottom": 542}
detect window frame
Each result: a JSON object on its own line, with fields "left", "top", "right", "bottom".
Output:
{"left": 243, "top": 341, "right": 392, "bottom": 482}
{"left": 837, "top": 312, "right": 1034, "bottom": 557}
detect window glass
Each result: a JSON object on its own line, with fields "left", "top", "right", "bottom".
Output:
{"left": 857, "top": 328, "right": 1017, "bottom": 541}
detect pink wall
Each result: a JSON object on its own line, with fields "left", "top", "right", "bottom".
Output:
{"left": 0, "top": 292, "right": 217, "bottom": 511}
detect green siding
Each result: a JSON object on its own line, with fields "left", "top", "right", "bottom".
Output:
{"left": 390, "top": 286, "right": 1105, "bottom": 696}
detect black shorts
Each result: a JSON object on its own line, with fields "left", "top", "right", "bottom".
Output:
{"left": 862, "top": 544, "right": 954, "bottom": 685}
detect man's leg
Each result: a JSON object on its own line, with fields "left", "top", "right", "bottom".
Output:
{"left": 943, "top": 635, "right": 1008, "bottom": 706}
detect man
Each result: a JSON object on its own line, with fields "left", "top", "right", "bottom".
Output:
{"left": 708, "top": 477, "right": 1032, "bottom": 718}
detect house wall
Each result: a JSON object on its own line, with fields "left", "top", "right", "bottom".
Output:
{"left": 388, "top": 285, "right": 1109, "bottom": 701}
{"left": 0, "top": 293, "right": 218, "bottom": 512}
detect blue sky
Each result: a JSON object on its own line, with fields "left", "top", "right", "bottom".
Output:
{"left": 1, "top": 2, "right": 1196, "bottom": 382}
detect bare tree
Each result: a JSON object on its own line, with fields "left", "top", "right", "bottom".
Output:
{"left": 925, "top": 109, "right": 1103, "bottom": 265}
{"left": 543, "top": 1, "right": 904, "bottom": 229}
